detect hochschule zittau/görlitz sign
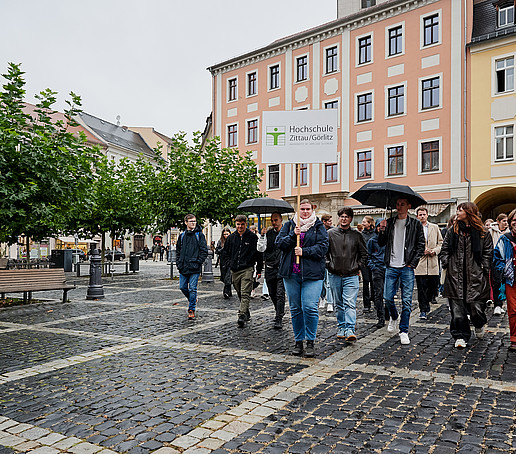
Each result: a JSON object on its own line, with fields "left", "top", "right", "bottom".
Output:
{"left": 261, "top": 110, "right": 338, "bottom": 164}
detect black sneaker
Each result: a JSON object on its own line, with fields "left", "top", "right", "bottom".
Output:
{"left": 304, "top": 340, "right": 315, "bottom": 358}
{"left": 273, "top": 319, "right": 283, "bottom": 329}
{"left": 237, "top": 315, "right": 246, "bottom": 327}
{"left": 375, "top": 320, "right": 385, "bottom": 329}
{"left": 292, "top": 341, "right": 303, "bottom": 356}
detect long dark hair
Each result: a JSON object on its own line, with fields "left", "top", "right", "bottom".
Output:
{"left": 219, "top": 227, "right": 231, "bottom": 246}
{"left": 453, "top": 202, "right": 485, "bottom": 236}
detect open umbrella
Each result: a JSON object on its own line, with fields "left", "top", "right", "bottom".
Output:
{"left": 237, "top": 197, "right": 295, "bottom": 214}
{"left": 350, "top": 182, "right": 426, "bottom": 210}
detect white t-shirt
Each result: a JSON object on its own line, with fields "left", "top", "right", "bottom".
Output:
{"left": 390, "top": 217, "right": 407, "bottom": 268}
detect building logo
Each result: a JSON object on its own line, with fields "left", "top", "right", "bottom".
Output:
{"left": 266, "top": 126, "right": 286, "bottom": 146}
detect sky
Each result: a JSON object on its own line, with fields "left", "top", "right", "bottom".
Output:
{"left": 0, "top": 0, "right": 336, "bottom": 139}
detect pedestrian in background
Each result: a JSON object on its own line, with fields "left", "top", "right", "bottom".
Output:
{"left": 215, "top": 228, "right": 232, "bottom": 299}
{"left": 493, "top": 208, "right": 516, "bottom": 352}
{"left": 276, "top": 199, "right": 329, "bottom": 357}
{"left": 326, "top": 207, "right": 367, "bottom": 343}
{"left": 176, "top": 214, "right": 208, "bottom": 320}
{"left": 415, "top": 207, "right": 443, "bottom": 320}
{"left": 489, "top": 213, "right": 509, "bottom": 315}
{"left": 152, "top": 243, "right": 160, "bottom": 262}
{"left": 319, "top": 213, "right": 334, "bottom": 313}
{"left": 440, "top": 202, "right": 493, "bottom": 349}
{"left": 368, "top": 219, "right": 388, "bottom": 328}
{"left": 360, "top": 216, "right": 376, "bottom": 314}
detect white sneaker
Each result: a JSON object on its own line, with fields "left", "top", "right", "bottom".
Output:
{"left": 399, "top": 332, "right": 410, "bottom": 345}
{"left": 326, "top": 303, "right": 334, "bottom": 313}
{"left": 475, "top": 325, "right": 485, "bottom": 339}
{"left": 493, "top": 306, "right": 504, "bottom": 315}
{"left": 387, "top": 318, "right": 397, "bottom": 333}
{"left": 319, "top": 297, "right": 327, "bottom": 308}
{"left": 455, "top": 338, "right": 467, "bottom": 349}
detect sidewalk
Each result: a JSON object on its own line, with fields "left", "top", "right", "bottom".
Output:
{"left": 0, "top": 260, "right": 515, "bottom": 454}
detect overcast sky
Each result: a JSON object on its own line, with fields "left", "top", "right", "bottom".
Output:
{"left": 1, "top": 1, "right": 336, "bottom": 139}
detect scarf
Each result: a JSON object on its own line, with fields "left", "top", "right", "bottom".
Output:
{"left": 294, "top": 211, "right": 317, "bottom": 232}
{"left": 450, "top": 221, "right": 482, "bottom": 265}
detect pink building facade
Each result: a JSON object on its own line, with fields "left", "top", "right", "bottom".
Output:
{"left": 208, "top": 0, "right": 471, "bottom": 222}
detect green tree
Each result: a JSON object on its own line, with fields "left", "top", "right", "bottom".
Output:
{"left": 0, "top": 63, "right": 96, "bottom": 257}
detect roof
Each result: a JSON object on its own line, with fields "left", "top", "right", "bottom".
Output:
{"left": 77, "top": 111, "right": 154, "bottom": 156}
{"left": 470, "top": 0, "right": 516, "bottom": 45}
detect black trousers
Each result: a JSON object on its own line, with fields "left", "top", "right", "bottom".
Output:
{"left": 266, "top": 275, "right": 285, "bottom": 321}
{"left": 371, "top": 268, "right": 388, "bottom": 322}
{"left": 449, "top": 299, "right": 487, "bottom": 341}
{"left": 415, "top": 275, "right": 439, "bottom": 313}
{"left": 361, "top": 265, "right": 375, "bottom": 309}
{"left": 220, "top": 262, "right": 232, "bottom": 297}
{"left": 490, "top": 264, "right": 504, "bottom": 308}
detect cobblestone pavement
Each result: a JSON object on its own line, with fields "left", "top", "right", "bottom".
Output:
{"left": 1, "top": 260, "right": 515, "bottom": 453}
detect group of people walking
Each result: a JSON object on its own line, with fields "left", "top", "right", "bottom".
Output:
{"left": 174, "top": 199, "right": 516, "bottom": 357}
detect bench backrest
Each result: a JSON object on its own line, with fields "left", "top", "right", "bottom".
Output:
{"left": 0, "top": 269, "right": 70, "bottom": 292}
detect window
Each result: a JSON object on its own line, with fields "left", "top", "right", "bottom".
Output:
{"left": 295, "top": 163, "right": 308, "bottom": 186}
{"left": 247, "top": 72, "right": 257, "bottom": 96}
{"left": 422, "top": 77, "right": 440, "bottom": 110}
{"left": 296, "top": 56, "right": 308, "bottom": 82}
{"left": 247, "top": 120, "right": 258, "bottom": 144}
{"left": 228, "top": 78, "right": 237, "bottom": 101}
{"left": 325, "top": 100, "right": 339, "bottom": 109}
{"left": 325, "top": 163, "right": 338, "bottom": 183}
{"left": 495, "top": 125, "right": 514, "bottom": 161}
{"left": 499, "top": 6, "right": 514, "bottom": 28}
{"left": 423, "top": 14, "right": 439, "bottom": 46}
{"left": 270, "top": 65, "right": 280, "bottom": 90}
{"left": 388, "top": 85, "right": 404, "bottom": 116}
{"left": 228, "top": 124, "right": 237, "bottom": 147}
{"left": 268, "top": 164, "right": 280, "bottom": 189}
{"left": 358, "top": 36, "right": 372, "bottom": 65}
{"left": 357, "top": 92, "right": 373, "bottom": 122}
{"left": 421, "top": 141, "right": 440, "bottom": 172}
{"left": 388, "top": 26, "right": 403, "bottom": 56}
{"left": 387, "top": 146, "right": 404, "bottom": 176}
{"left": 357, "top": 151, "right": 372, "bottom": 180}
{"left": 496, "top": 57, "right": 514, "bottom": 93}
{"left": 326, "top": 46, "right": 338, "bottom": 74}
{"left": 362, "top": 0, "right": 376, "bottom": 7}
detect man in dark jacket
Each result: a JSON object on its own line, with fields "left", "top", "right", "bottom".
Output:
{"left": 176, "top": 214, "right": 208, "bottom": 320}
{"left": 379, "top": 198, "right": 425, "bottom": 345}
{"left": 360, "top": 216, "right": 376, "bottom": 313}
{"left": 258, "top": 212, "right": 284, "bottom": 329}
{"left": 224, "top": 214, "right": 262, "bottom": 327}
{"left": 368, "top": 219, "right": 388, "bottom": 328}
{"left": 327, "top": 207, "right": 368, "bottom": 343}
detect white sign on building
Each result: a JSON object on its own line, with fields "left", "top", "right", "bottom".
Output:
{"left": 261, "top": 110, "right": 338, "bottom": 164}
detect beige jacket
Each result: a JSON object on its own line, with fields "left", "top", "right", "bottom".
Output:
{"left": 415, "top": 222, "right": 443, "bottom": 276}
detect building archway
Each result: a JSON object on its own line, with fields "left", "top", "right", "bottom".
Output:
{"left": 474, "top": 187, "right": 516, "bottom": 220}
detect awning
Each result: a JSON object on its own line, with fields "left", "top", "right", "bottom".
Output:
{"left": 57, "top": 236, "right": 100, "bottom": 243}
{"left": 349, "top": 199, "right": 456, "bottom": 217}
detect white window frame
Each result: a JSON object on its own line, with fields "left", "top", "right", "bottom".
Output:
{"left": 227, "top": 76, "right": 238, "bottom": 103}
{"left": 355, "top": 89, "right": 375, "bottom": 125}
{"left": 295, "top": 53, "right": 310, "bottom": 83}
{"left": 499, "top": 5, "right": 514, "bottom": 28}
{"left": 293, "top": 163, "right": 310, "bottom": 188}
{"left": 418, "top": 137, "right": 443, "bottom": 175}
{"left": 268, "top": 62, "right": 281, "bottom": 92}
{"left": 355, "top": 31, "right": 374, "bottom": 67}
{"left": 246, "top": 70, "right": 258, "bottom": 98}
{"left": 385, "top": 21, "right": 405, "bottom": 59}
{"left": 384, "top": 142, "right": 407, "bottom": 178}
{"left": 420, "top": 9, "right": 442, "bottom": 50}
{"left": 385, "top": 81, "right": 407, "bottom": 118}
{"left": 226, "top": 122, "right": 239, "bottom": 148}
{"left": 419, "top": 73, "right": 443, "bottom": 112}
{"left": 492, "top": 123, "right": 515, "bottom": 163}
{"left": 246, "top": 117, "right": 260, "bottom": 146}
{"left": 267, "top": 164, "right": 282, "bottom": 191}
{"left": 354, "top": 148, "right": 374, "bottom": 182}
{"left": 323, "top": 43, "right": 340, "bottom": 75}
{"left": 492, "top": 53, "right": 515, "bottom": 96}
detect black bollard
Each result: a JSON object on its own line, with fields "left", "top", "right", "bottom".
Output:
{"left": 202, "top": 250, "right": 214, "bottom": 283}
{"left": 86, "top": 249, "right": 104, "bottom": 299}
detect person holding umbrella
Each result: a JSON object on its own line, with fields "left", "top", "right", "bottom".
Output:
{"left": 276, "top": 199, "right": 329, "bottom": 357}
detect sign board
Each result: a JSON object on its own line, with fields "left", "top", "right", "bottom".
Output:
{"left": 261, "top": 110, "right": 338, "bottom": 164}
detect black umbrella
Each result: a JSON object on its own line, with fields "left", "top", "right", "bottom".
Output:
{"left": 350, "top": 182, "right": 426, "bottom": 210}
{"left": 237, "top": 197, "right": 295, "bottom": 214}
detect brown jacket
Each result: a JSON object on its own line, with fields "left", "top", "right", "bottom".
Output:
{"left": 415, "top": 222, "right": 443, "bottom": 276}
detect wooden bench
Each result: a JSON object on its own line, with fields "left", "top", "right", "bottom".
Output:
{"left": 0, "top": 269, "right": 75, "bottom": 304}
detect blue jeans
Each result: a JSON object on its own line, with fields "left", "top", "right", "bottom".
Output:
{"left": 383, "top": 266, "right": 415, "bottom": 333}
{"left": 283, "top": 275, "right": 323, "bottom": 342}
{"left": 320, "top": 269, "right": 333, "bottom": 303}
{"left": 328, "top": 273, "right": 359, "bottom": 335}
{"left": 179, "top": 273, "right": 200, "bottom": 311}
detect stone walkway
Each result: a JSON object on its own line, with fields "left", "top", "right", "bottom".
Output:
{"left": 0, "top": 261, "right": 515, "bottom": 453}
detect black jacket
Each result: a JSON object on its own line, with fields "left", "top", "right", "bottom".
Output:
{"left": 275, "top": 218, "right": 329, "bottom": 280}
{"left": 259, "top": 228, "right": 282, "bottom": 279}
{"left": 224, "top": 229, "right": 262, "bottom": 273}
{"left": 327, "top": 227, "right": 368, "bottom": 277}
{"left": 176, "top": 226, "right": 208, "bottom": 275}
{"left": 378, "top": 216, "right": 425, "bottom": 268}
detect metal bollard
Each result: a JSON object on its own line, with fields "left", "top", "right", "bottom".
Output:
{"left": 202, "top": 251, "right": 214, "bottom": 283}
{"left": 170, "top": 261, "right": 174, "bottom": 279}
{"left": 86, "top": 249, "right": 104, "bottom": 299}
